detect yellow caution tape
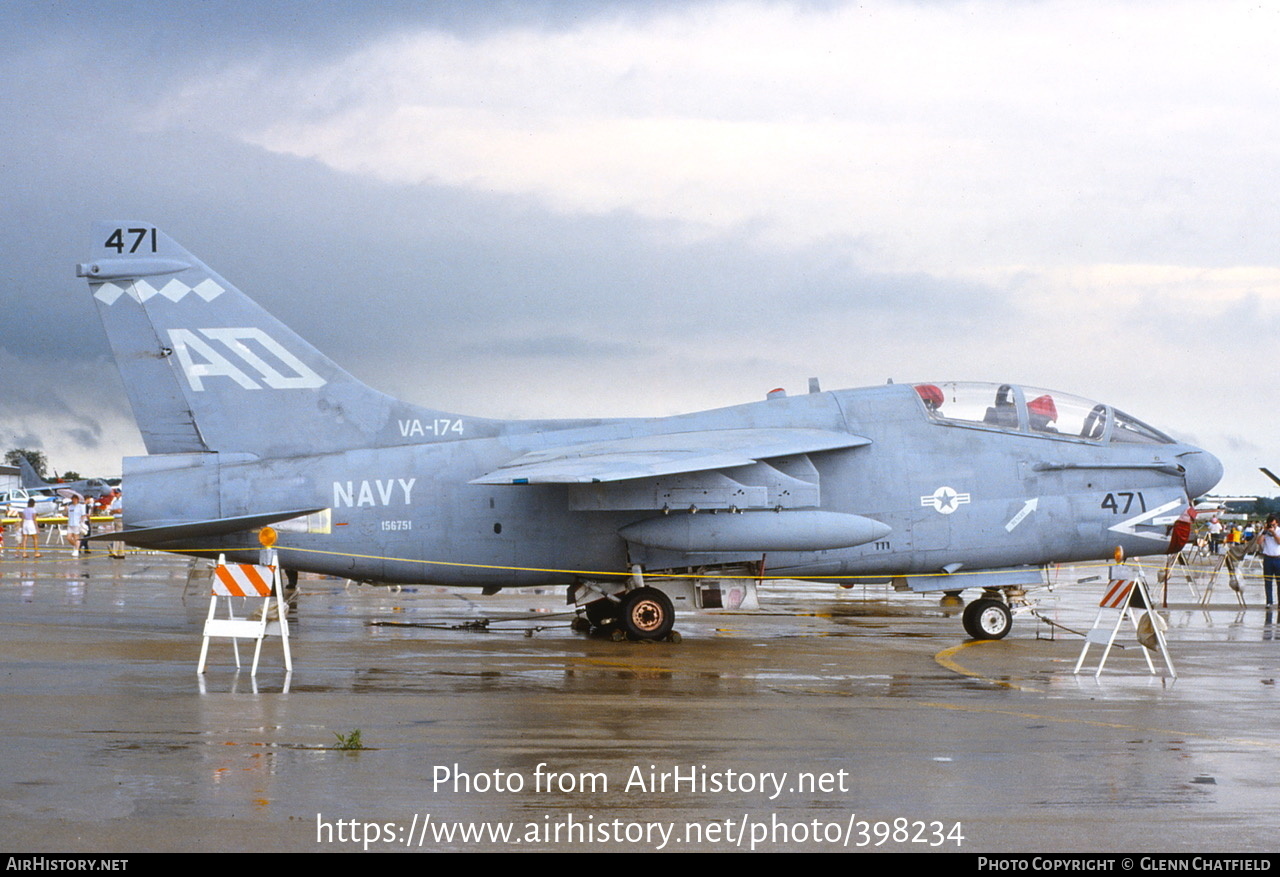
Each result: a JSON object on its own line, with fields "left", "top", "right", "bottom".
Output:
{"left": 98, "top": 542, "right": 1129, "bottom": 582}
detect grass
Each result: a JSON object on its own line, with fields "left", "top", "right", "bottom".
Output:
{"left": 332, "top": 729, "right": 366, "bottom": 750}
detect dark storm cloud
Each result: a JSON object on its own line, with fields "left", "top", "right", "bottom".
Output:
{"left": 0, "top": 42, "right": 1009, "bottom": 382}
{"left": 2, "top": 0, "right": 1271, "bottom": 492}
{"left": 8, "top": 1, "right": 718, "bottom": 51}
{"left": 0, "top": 9, "right": 1005, "bottom": 474}
{"left": 468, "top": 336, "right": 657, "bottom": 360}
{"left": 9, "top": 433, "right": 44, "bottom": 453}
{"left": 66, "top": 424, "right": 103, "bottom": 449}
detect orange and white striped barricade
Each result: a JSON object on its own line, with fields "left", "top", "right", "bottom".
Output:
{"left": 1073, "top": 565, "right": 1174, "bottom": 678}
{"left": 198, "top": 552, "right": 293, "bottom": 675}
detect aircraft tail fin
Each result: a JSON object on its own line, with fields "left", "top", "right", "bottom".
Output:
{"left": 79, "top": 222, "right": 460, "bottom": 457}
{"left": 16, "top": 456, "right": 45, "bottom": 490}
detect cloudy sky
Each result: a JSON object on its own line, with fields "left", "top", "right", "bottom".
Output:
{"left": 1, "top": 0, "right": 1276, "bottom": 495}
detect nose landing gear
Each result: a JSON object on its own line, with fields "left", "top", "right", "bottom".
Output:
{"left": 961, "top": 596, "right": 1013, "bottom": 640}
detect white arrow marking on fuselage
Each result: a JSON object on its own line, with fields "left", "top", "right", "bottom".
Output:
{"left": 1108, "top": 499, "right": 1184, "bottom": 543}
{"left": 1005, "top": 498, "right": 1039, "bottom": 532}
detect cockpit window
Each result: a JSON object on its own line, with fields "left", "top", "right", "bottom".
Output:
{"left": 914, "top": 382, "right": 1023, "bottom": 429}
{"left": 1111, "top": 409, "right": 1172, "bottom": 444}
{"left": 1019, "top": 385, "right": 1108, "bottom": 440}
{"left": 912, "top": 382, "right": 1171, "bottom": 445}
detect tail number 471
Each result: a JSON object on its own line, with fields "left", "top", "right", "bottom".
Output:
{"left": 105, "top": 228, "right": 157, "bottom": 254}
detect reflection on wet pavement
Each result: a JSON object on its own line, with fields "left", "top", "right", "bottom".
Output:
{"left": 2, "top": 552, "right": 1278, "bottom": 851}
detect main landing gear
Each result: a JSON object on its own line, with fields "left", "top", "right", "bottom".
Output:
{"left": 570, "top": 567, "right": 681, "bottom": 643}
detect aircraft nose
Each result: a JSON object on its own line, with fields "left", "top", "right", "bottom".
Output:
{"left": 1179, "top": 448, "right": 1224, "bottom": 499}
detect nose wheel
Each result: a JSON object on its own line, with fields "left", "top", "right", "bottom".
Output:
{"left": 962, "top": 597, "right": 1012, "bottom": 640}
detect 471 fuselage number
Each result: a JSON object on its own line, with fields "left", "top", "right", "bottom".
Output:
{"left": 1101, "top": 492, "right": 1146, "bottom": 514}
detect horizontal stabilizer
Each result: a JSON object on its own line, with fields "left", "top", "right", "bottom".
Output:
{"left": 471, "top": 428, "right": 870, "bottom": 484}
{"left": 87, "top": 507, "right": 327, "bottom": 545}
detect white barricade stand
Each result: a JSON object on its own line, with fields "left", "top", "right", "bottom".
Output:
{"left": 1161, "top": 550, "right": 1201, "bottom": 602}
{"left": 198, "top": 551, "right": 293, "bottom": 675}
{"left": 1074, "top": 564, "right": 1175, "bottom": 678}
{"left": 1198, "top": 542, "right": 1251, "bottom": 607}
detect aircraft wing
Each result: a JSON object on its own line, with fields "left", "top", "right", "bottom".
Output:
{"left": 471, "top": 428, "right": 870, "bottom": 485}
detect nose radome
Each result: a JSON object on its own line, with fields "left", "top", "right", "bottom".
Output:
{"left": 1179, "top": 449, "right": 1224, "bottom": 499}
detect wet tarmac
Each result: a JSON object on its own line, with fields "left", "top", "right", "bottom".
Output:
{"left": 2, "top": 547, "right": 1279, "bottom": 852}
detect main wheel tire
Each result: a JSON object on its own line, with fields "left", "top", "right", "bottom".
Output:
{"left": 619, "top": 587, "right": 675, "bottom": 641}
{"left": 962, "top": 598, "right": 1012, "bottom": 640}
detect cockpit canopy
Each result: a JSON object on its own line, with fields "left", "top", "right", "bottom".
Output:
{"left": 912, "top": 382, "right": 1173, "bottom": 445}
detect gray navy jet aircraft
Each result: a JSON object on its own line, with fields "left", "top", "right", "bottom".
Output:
{"left": 17, "top": 456, "right": 113, "bottom": 500}
{"left": 78, "top": 222, "right": 1223, "bottom": 641}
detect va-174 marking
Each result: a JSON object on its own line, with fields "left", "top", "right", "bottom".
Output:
{"left": 78, "top": 222, "right": 1223, "bottom": 641}
{"left": 398, "top": 419, "right": 465, "bottom": 438}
